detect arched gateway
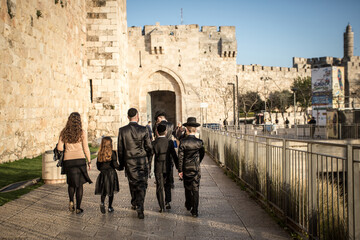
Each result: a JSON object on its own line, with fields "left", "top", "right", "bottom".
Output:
{"left": 136, "top": 67, "right": 185, "bottom": 125}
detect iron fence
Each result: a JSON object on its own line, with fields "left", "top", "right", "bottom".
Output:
{"left": 211, "top": 124, "right": 360, "bottom": 140}
{"left": 201, "top": 127, "right": 360, "bottom": 239}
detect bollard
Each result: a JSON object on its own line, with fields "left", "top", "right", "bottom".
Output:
{"left": 42, "top": 150, "right": 66, "bottom": 184}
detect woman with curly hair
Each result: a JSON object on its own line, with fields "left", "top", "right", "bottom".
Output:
{"left": 57, "top": 112, "right": 92, "bottom": 214}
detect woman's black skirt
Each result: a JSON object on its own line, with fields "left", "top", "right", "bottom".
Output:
{"left": 63, "top": 158, "right": 92, "bottom": 187}
{"left": 95, "top": 168, "right": 119, "bottom": 196}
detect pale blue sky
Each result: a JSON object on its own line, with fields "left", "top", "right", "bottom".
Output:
{"left": 127, "top": 0, "right": 360, "bottom": 68}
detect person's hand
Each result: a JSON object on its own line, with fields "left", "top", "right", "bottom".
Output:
{"left": 178, "top": 172, "right": 183, "bottom": 180}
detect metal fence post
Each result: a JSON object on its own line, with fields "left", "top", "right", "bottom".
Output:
{"left": 352, "top": 147, "right": 360, "bottom": 240}
{"left": 347, "top": 145, "right": 354, "bottom": 239}
{"left": 307, "top": 143, "right": 318, "bottom": 238}
{"left": 282, "top": 139, "right": 290, "bottom": 215}
{"left": 266, "top": 138, "right": 271, "bottom": 200}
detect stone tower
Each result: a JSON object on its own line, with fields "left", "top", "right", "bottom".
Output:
{"left": 344, "top": 24, "right": 354, "bottom": 59}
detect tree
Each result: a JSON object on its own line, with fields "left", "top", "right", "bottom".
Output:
{"left": 290, "top": 76, "right": 312, "bottom": 119}
{"left": 238, "top": 91, "right": 264, "bottom": 123}
{"left": 267, "top": 90, "right": 292, "bottom": 120}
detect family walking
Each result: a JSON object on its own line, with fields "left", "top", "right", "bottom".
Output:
{"left": 56, "top": 108, "right": 205, "bottom": 219}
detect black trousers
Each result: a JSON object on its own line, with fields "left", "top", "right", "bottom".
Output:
{"left": 184, "top": 177, "right": 200, "bottom": 214}
{"left": 155, "top": 172, "right": 172, "bottom": 209}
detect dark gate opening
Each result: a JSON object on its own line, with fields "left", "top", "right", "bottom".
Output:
{"left": 148, "top": 91, "right": 176, "bottom": 124}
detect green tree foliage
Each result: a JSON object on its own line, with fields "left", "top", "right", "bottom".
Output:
{"left": 267, "top": 90, "right": 292, "bottom": 120}
{"left": 291, "top": 76, "right": 312, "bottom": 114}
{"left": 238, "top": 91, "right": 264, "bottom": 121}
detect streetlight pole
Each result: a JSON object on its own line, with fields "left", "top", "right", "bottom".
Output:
{"left": 236, "top": 75, "right": 239, "bottom": 127}
{"left": 228, "top": 82, "right": 235, "bottom": 126}
{"left": 291, "top": 87, "right": 298, "bottom": 127}
{"left": 260, "top": 76, "right": 270, "bottom": 123}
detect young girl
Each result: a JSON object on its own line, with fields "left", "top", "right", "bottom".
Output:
{"left": 95, "top": 137, "right": 120, "bottom": 213}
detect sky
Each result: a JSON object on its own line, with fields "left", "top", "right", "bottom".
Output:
{"left": 127, "top": 0, "right": 360, "bottom": 68}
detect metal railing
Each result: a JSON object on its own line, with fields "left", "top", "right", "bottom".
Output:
{"left": 201, "top": 128, "right": 360, "bottom": 239}
{"left": 208, "top": 124, "right": 360, "bottom": 140}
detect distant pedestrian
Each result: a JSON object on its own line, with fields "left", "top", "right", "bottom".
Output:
{"left": 178, "top": 117, "right": 205, "bottom": 217}
{"left": 309, "top": 117, "right": 316, "bottom": 138}
{"left": 152, "top": 124, "right": 179, "bottom": 212}
{"left": 117, "top": 108, "right": 153, "bottom": 219}
{"left": 95, "top": 137, "right": 120, "bottom": 214}
{"left": 223, "top": 118, "right": 228, "bottom": 131}
{"left": 285, "top": 118, "right": 289, "bottom": 128}
{"left": 57, "top": 112, "right": 92, "bottom": 214}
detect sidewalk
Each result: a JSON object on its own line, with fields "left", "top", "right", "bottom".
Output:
{"left": 0, "top": 155, "right": 291, "bottom": 239}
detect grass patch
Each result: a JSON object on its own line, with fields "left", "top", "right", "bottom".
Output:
{"left": 89, "top": 144, "right": 99, "bottom": 160}
{"left": 0, "top": 155, "right": 44, "bottom": 206}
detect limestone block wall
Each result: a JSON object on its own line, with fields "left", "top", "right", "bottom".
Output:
{"left": 236, "top": 65, "right": 311, "bottom": 100}
{"left": 0, "top": 0, "right": 88, "bottom": 162}
{"left": 86, "top": 0, "right": 128, "bottom": 140}
{"left": 128, "top": 24, "right": 203, "bottom": 125}
{"left": 128, "top": 24, "right": 238, "bottom": 125}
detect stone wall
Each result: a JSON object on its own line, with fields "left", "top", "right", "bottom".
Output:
{"left": 127, "top": 24, "right": 237, "bottom": 125}
{"left": 86, "top": 0, "right": 128, "bottom": 140}
{"left": 0, "top": 0, "right": 88, "bottom": 162}
{"left": 236, "top": 64, "right": 311, "bottom": 97}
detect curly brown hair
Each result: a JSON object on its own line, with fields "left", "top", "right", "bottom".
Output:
{"left": 60, "top": 112, "right": 83, "bottom": 143}
{"left": 97, "top": 137, "right": 113, "bottom": 162}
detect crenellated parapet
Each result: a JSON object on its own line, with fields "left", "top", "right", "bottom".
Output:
{"left": 237, "top": 64, "right": 310, "bottom": 74}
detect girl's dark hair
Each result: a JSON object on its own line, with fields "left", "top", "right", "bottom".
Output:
{"left": 60, "top": 112, "right": 82, "bottom": 143}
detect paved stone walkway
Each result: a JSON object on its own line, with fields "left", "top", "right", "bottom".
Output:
{"left": 0, "top": 155, "right": 291, "bottom": 239}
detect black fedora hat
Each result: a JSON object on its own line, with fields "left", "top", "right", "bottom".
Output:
{"left": 154, "top": 111, "right": 166, "bottom": 121}
{"left": 183, "top": 117, "right": 200, "bottom": 127}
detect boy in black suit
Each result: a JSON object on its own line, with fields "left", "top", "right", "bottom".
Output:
{"left": 152, "top": 124, "right": 178, "bottom": 212}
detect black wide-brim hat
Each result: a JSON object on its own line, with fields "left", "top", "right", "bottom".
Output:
{"left": 154, "top": 111, "right": 166, "bottom": 121}
{"left": 183, "top": 117, "right": 200, "bottom": 127}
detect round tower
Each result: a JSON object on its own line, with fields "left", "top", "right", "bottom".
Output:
{"left": 344, "top": 24, "right": 354, "bottom": 59}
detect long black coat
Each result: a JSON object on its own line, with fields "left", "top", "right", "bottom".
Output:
{"left": 152, "top": 137, "right": 178, "bottom": 174}
{"left": 117, "top": 122, "right": 153, "bottom": 186}
{"left": 178, "top": 135, "right": 205, "bottom": 190}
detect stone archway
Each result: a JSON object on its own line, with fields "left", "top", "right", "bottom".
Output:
{"left": 139, "top": 70, "right": 182, "bottom": 124}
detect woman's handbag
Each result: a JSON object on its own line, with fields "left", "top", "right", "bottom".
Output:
{"left": 53, "top": 143, "right": 65, "bottom": 174}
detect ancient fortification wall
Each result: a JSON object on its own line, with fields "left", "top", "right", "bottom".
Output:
{"left": 86, "top": 0, "right": 128, "bottom": 140}
{"left": 236, "top": 64, "right": 311, "bottom": 96}
{"left": 127, "top": 24, "right": 237, "bottom": 124}
{"left": 0, "top": 0, "right": 88, "bottom": 162}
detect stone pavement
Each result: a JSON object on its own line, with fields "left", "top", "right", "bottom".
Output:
{"left": 0, "top": 155, "right": 291, "bottom": 240}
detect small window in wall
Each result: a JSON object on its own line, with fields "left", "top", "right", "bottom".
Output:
{"left": 89, "top": 79, "right": 93, "bottom": 103}
{"left": 233, "top": 51, "right": 235, "bottom": 57}
{"left": 159, "top": 46, "right": 163, "bottom": 54}
{"left": 154, "top": 47, "right": 157, "bottom": 54}
{"left": 224, "top": 52, "right": 227, "bottom": 57}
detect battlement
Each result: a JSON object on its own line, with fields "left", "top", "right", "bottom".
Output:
{"left": 237, "top": 64, "right": 310, "bottom": 74}
{"left": 128, "top": 24, "right": 235, "bottom": 38}
{"left": 293, "top": 56, "right": 343, "bottom": 68}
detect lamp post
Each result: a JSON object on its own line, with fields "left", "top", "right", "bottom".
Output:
{"left": 260, "top": 77, "right": 270, "bottom": 123}
{"left": 228, "top": 82, "right": 235, "bottom": 126}
{"left": 291, "top": 87, "right": 298, "bottom": 127}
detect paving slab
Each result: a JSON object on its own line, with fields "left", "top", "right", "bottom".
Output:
{"left": 0, "top": 155, "right": 291, "bottom": 239}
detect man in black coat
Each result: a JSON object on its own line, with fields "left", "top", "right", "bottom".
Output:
{"left": 153, "top": 111, "right": 175, "bottom": 189}
{"left": 118, "top": 108, "right": 153, "bottom": 219}
{"left": 178, "top": 117, "right": 205, "bottom": 217}
{"left": 152, "top": 124, "right": 178, "bottom": 212}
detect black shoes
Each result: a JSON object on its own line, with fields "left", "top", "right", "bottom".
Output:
{"left": 69, "top": 201, "right": 75, "bottom": 212}
{"left": 108, "top": 207, "right": 114, "bottom": 213}
{"left": 192, "top": 212, "right": 198, "bottom": 218}
{"left": 171, "top": 184, "right": 175, "bottom": 189}
{"left": 76, "top": 208, "right": 84, "bottom": 214}
{"left": 100, "top": 203, "right": 105, "bottom": 214}
{"left": 165, "top": 202, "right": 171, "bottom": 209}
{"left": 159, "top": 208, "right": 165, "bottom": 213}
{"left": 185, "top": 203, "right": 191, "bottom": 211}
{"left": 137, "top": 211, "right": 144, "bottom": 219}
{"left": 131, "top": 205, "right": 137, "bottom": 210}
